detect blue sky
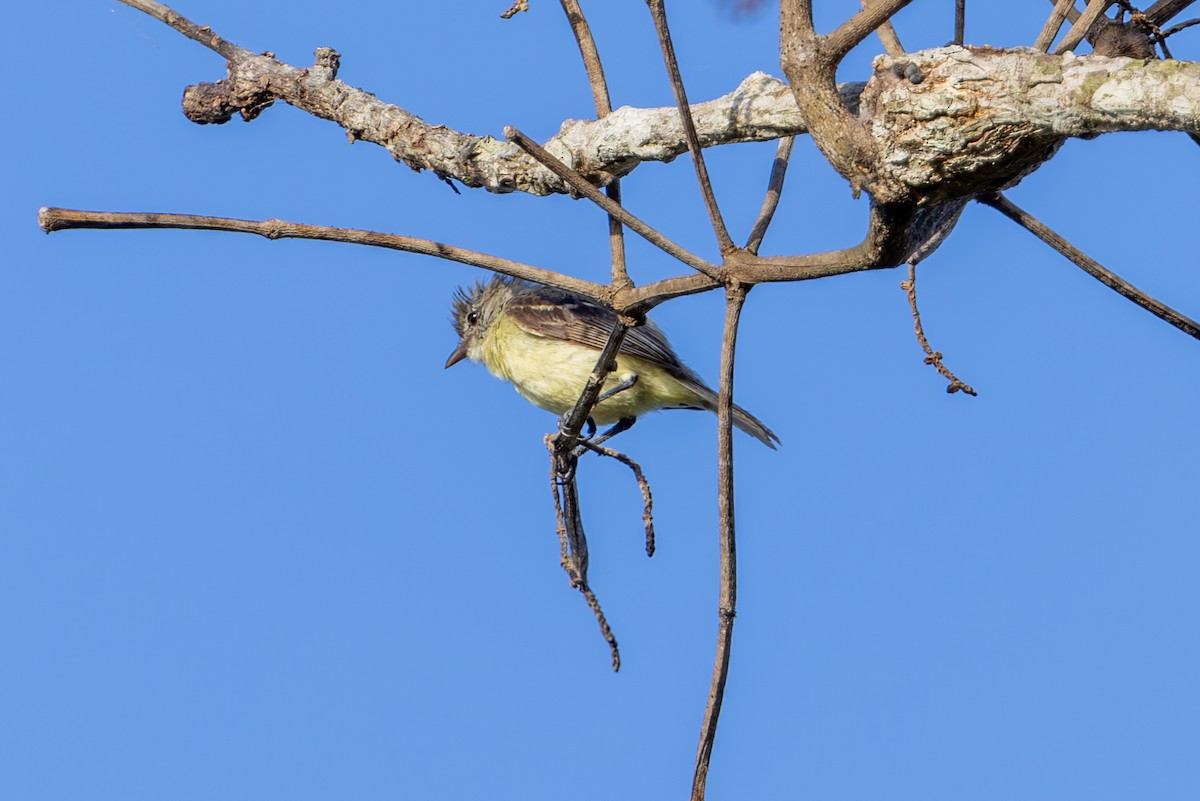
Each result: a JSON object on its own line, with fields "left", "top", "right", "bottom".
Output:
{"left": 5, "top": 2, "right": 1200, "bottom": 800}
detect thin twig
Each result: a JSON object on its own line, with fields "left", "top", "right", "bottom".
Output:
{"left": 1054, "top": 0, "right": 1115, "bottom": 54}
{"left": 691, "top": 283, "right": 746, "bottom": 801}
{"left": 548, "top": 446, "right": 574, "bottom": 572}
{"left": 37, "top": 207, "right": 607, "bottom": 300}
{"left": 550, "top": 447, "right": 590, "bottom": 583}
{"left": 504, "top": 128, "right": 722, "bottom": 279}
{"left": 582, "top": 584, "right": 621, "bottom": 672}
{"left": 500, "top": 0, "right": 530, "bottom": 19}
{"left": 559, "top": 0, "right": 612, "bottom": 118}
{"left": 826, "top": 0, "right": 918, "bottom": 62}
{"left": 1035, "top": 0, "right": 1081, "bottom": 51}
{"left": 646, "top": 0, "right": 735, "bottom": 255}
{"left": 901, "top": 263, "right": 977, "bottom": 395}
{"left": 744, "top": 137, "right": 795, "bottom": 255}
{"left": 558, "top": 0, "right": 630, "bottom": 289}
{"left": 117, "top": 0, "right": 249, "bottom": 60}
{"left": 576, "top": 439, "right": 656, "bottom": 557}
{"left": 547, "top": 438, "right": 622, "bottom": 672}
{"left": 1162, "top": 16, "right": 1200, "bottom": 34}
{"left": 980, "top": 192, "right": 1200, "bottom": 340}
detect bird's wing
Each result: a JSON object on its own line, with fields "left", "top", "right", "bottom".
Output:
{"left": 504, "top": 288, "right": 686, "bottom": 372}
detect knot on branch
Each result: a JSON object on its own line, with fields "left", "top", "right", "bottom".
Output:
{"left": 183, "top": 75, "right": 276, "bottom": 124}
{"left": 866, "top": 46, "right": 1068, "bottom": 204}
{"left": 311, "top": 47, "right": 341, "bottom": 80}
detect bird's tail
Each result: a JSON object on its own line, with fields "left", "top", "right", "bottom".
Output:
{"left": 683, "top": 380, "right": 780, "bottom": 449}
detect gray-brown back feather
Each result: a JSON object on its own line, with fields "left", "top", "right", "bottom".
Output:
{"left": 503, "top": 281, "right": 779, "bottom": 449}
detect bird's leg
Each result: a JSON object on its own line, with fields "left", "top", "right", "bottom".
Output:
{"left": 588, "top": 416, "right": 637, "bottom": 448}
{"left": 563, "top": 374, "right": 640, "bottom": 457}
{"left": 595, "top": 374, "right": 638, "bottom": 405}
{"left": 557, "top": 414, "right": 597, "bottom": 443}
{"left": 576, "top": 375, "right": 640, "bottom": 451}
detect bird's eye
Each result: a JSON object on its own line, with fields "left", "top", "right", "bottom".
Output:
{"left": 466, "top": 310, "right": 479, "bottom": 325}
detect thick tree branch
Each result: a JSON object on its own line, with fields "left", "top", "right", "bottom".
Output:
{"left": 111, "top": 0, "right": 1200, "bottom": 205}
{"left": 864, "top": 0, "right": 907, "bottom": 56}
{"left": 1146, "top": 0, "right": 1199, "bottom": 26}
{"left": 781, "top": 1, "right": 886, "bottom": 198}
{"left": 826, "top": 0, "right": 918, "bottom": 62}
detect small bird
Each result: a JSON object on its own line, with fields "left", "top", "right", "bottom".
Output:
{"left": 445, "top": 275, "right": 779, "bottom": 448}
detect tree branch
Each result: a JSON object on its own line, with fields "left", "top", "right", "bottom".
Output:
{"left": 980, "top": 192, "right": 1200, "bottom": 340}
{"left": 107, "top": 0, "right": 1200, "bottom": 206}
{"left": 558, "top": 0, "right": 630, "bottom": 290}
{"left": 1146, "top": 0, "right": 1199, "bottom": 26}
{"left": 505, "top": 127, "right": 722, "bottom": 280}
{"left": 1036, "top": 0, "right": 1082, "bottom": 51}
{"left": 1054, "top": 0, "right": 1116, "bottom": 54}
{"left": 646, "top": 0, "right": 735, "bottom": 255}
{"left": 118, "top": 0, "right": 250, "bottom": 61}
{"left": 826, "top": 0, "right": 919, "bottom": 62}
{"left": 37, "top": 207, "right": 608, "bottom": 300}
{"left": 690, "top": 282, "right": 747, "bottom": 801}
{"left": 744, "top": 137, "right": 795, "bottom": 255}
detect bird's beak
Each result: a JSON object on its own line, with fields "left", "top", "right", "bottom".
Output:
{"left": 444, "top": 341, "right": 469, "bottom": 369}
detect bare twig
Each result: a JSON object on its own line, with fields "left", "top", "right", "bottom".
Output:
{"left": 117, "top": 0, "right": 249, "bottom": 60}
{"left": 980, "top": 192, "right": 1200, "bottom": 340}
{"left": 1054, "top": 0, "right": 1115, "bottom": 53}
{"left": 551, "top": 450, "right": 590, "bottom": 583}
{"left": 547, "top": 439, "right": 622, "bottom": 672}
{"left": 560, "top": 0, "right": 612, "bottom": 114}
{"left": 901, "top": 263, "right": 977, "bottom": 395}
{"left": 646, "top": 0, "right": 735, "bottom": 255}
{"left": 744, "top": 137, "right": 795, "bottom": 255}
{"left": 577, "top": 439, "right": 656, "bottom": 557}
{"left": 691, "top": 282, "right": 747, "bottom": 801}
{"left": 1162, "top": 16, "right": 1200, "bottom": 34}
{"left": 558, "top": 0, "right": 630, "bottom": 289}
{"left": 1035, "top": 0, "right": 1081, "bottom": 51}
{"left": 827, "top": 0, "right": 918, "bottom": 62}
{"left": 37, "top": 207, "right": 607, "bottom": 300}
{"left": 500, "top": 0, "right": 530, "bottom": 19}
{"left": 39, "top": 205, "right": 716, "bottom": 315}
{"left": 505, "top": 127, "right": 722, "bottom": 279}
{"left": 582, "top": 583, "right": 621, "bottom": 672}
